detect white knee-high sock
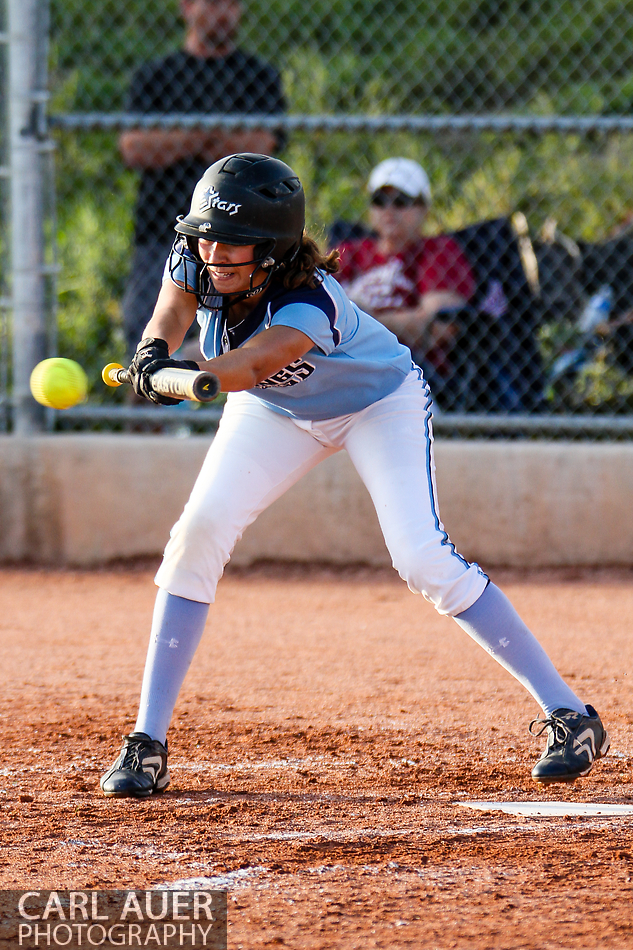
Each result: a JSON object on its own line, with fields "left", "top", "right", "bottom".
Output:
{"left": 454, "top": 583, "right": 587, "bottom": 717}
{"left": 134, "top": 589, "right": 209, "bottom": 745}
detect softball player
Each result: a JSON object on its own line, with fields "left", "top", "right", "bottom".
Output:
{"left": 101, "top": 154, "right": 609, "bottom": 798}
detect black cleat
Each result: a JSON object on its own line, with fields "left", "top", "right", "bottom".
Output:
{"left": 100, "top": 732, "right": 170, "bottom": 798}
{"left": 530, "top": 704, "right": 610, "bottom": 784}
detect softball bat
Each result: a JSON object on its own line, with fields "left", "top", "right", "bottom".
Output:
{"left": 102, "top": 362, "right": 220, "bottom": 403}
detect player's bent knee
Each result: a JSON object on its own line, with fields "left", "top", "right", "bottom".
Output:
{"left": 156, "top": 507, "right": 243, "bottom": 602}
{"left": 171, "top": 501, "right": 241, "bottom": 554}
{"left": 392, "top": 541, "right": 488, "bottom": 616}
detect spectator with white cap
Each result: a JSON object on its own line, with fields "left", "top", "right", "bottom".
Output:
{"left": 337, "top": 157, "right": 475, "bottom": 384}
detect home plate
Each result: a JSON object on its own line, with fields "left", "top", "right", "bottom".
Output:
{"left": 458, "top": 801, "right": 633, "bottom": 817}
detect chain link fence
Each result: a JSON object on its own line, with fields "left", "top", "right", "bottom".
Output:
{"left": 6, "top": 0, "right": 633, "bottom": 435}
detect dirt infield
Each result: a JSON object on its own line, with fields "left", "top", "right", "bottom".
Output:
{"left": 2, "top": 563, "right": 633, "bottom": 948}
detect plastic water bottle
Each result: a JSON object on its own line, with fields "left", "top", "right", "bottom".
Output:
{"left": 577, "top": 285, "right": 613, "bottom": 334}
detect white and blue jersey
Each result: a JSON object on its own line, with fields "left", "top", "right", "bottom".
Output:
{"left": 173, "top": 266, "right": 413, "bottom": 421}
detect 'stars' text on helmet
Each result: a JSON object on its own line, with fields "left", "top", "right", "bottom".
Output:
{"left": 199, "top": 186, "right": 241, "bottom": 217}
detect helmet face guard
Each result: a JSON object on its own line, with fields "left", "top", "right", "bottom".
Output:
{"left": 168, "top": 234, "right": 278, "bottom": 302}
{"left": 170, "top": 153, "right": 305, "bottom": 301}
{"left": 168, "top": 237, "right": 205, "bottom": 296}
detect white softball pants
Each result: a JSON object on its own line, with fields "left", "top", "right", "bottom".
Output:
{"left": 155, "top": 369, "right": 489, "bottom": 616}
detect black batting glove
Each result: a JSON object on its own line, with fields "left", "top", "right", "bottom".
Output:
{"left": 129, "top": 339, "right": 199, "bottom": 405}
{"left": 137, "top": 357, "right": 200, "bottom": 406}
{"left": 128, "top": 338, "right": 170, "bottom": 397}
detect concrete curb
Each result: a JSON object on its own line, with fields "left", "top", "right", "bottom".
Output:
{"left": 1, "top": 435, "right": 632, "bottom": 567}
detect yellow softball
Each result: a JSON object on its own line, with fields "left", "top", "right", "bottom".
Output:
{"left": 30, "top": 358, "right": 88, "bottom": 410}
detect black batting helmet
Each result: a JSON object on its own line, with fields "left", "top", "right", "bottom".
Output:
{"left": 180, "top": 152, "right": 304, "bottom": 255}
{"left": 170, "top": 153, "right": 305, "bottom": 301}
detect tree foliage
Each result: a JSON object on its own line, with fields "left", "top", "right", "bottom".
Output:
{"left": 48, "top": 0, "right": 633, "bottom": 406}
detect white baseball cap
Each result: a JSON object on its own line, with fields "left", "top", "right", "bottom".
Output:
{"left": 368, "top": 157, "right": 432, "bottom": 204}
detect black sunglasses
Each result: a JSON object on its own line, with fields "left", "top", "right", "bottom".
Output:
{"left": 370, "top": 190, "right": 424, "bottom": 209}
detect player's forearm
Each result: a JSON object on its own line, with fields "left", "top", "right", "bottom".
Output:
{"left": 197, "top": 351, "right": 268, "bottom": 392}
{"left": 141, "top": 301, "right": 195, "bottom": 355}
{"left": 197, "top": 327, "right": 314, "bottom": 392}
{"left": 141, "top": 315, "right": 189, "bottom": 354}
{"left": 133, "top": 281, "right": 198, "bottom": 355}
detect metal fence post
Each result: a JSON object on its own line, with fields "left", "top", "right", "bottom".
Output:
{"left": 8, "top": 0, "right": 48, "bottom": 434}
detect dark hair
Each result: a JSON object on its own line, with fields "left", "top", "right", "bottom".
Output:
{"left": 281, "top": 233, "right": 340, "bottom": 290}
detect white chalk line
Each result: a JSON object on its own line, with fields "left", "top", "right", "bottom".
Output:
{"left": 172, "top": 756, "right": 359, "bottom": 772}
{"left": 157, "top": 869, "right": 267, "bottom": 891}
{"left": 460, "top": 800, "right": 633, "bottom": 817}
{"left": 3, "top": 744, "right": 632, "bottom": 782}
{"left": 54, "top": 810, "right": 633, "bottom": 896}
{"left": 156, "top": 860, "right": 532, "bottom": 893}
{"left": 59, "top": 810, "right": 630, "bottom": 869}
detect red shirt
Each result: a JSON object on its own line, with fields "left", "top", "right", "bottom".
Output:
{"left": 337, "top": 235, "right": 475, "bottom": 310}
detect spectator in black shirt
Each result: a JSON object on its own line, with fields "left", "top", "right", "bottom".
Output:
{"left": 120, "top": 0, "right": 285, "bottom": 356}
